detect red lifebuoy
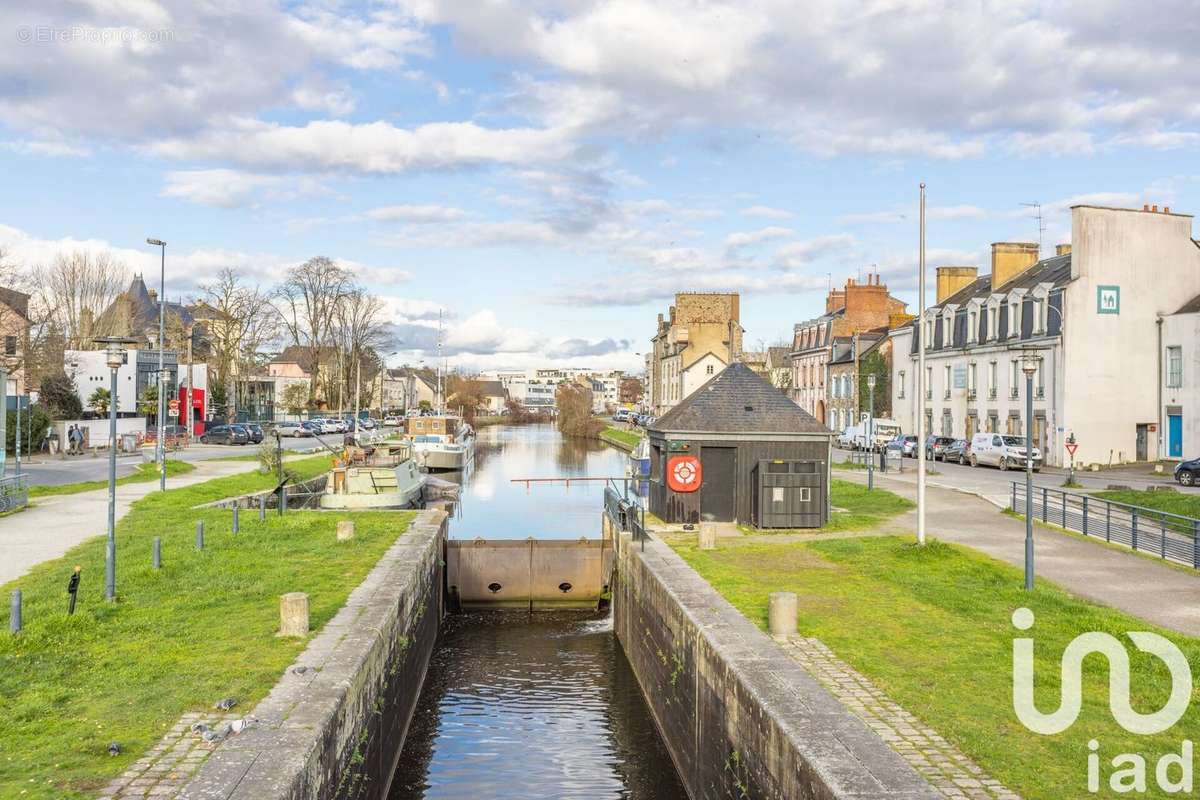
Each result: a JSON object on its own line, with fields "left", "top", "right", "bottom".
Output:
{"left": 667, "top": 455, "right": 702, "bottom": 492}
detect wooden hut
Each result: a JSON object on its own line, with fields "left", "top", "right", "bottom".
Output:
{"left": 647, "top": 363, "right": 832, "bottom": 528}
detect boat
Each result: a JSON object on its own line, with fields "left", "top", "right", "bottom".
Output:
{"left": 319, "top": 442, "right": 426, "bottom": 509}
{"left": 630, "top": 437, "right": 651, "bottom": 478}
{"left": 404, "top": 415, "right": 475, "bottom": 472}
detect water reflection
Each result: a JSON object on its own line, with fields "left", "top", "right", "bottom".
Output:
{"left": 438, "top": 424, "right": 630, "bottom": 540}
{"left": 388, "top": 611, "right": 687, "bottom": 800}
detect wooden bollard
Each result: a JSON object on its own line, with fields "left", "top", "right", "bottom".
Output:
{"left": 768, "top": 592, "right": 798, "bottom": 640}
{"left": 698, "top": 522, "right": 717, "bottom": 550}
{"left": 279, "top": 592, "right": 309, "bottom": 637}
{"left": 336, "top": 520, "right": 355, "bottom": 542}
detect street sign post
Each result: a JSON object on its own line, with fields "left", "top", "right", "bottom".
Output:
{"left": 168, "top": 399, "right": 180, "bottom": 419}
{"left": 1065, "top": 436, "right": 1078, "bottom": 485}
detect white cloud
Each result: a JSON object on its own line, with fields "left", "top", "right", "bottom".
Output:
{"left": 774, "top": 234, "right": 856, "bottom": 268}
{"left": 365, "top": 205, "right": 469, "bottom": 223}
{"left": 741, "top": 205, "right": 793, "bottom": 220}
{"left": 839, "top": 204, "right": 986, "bottom": 225}
{"left": 724, "top": 226, "right": 794, "bottom": 250}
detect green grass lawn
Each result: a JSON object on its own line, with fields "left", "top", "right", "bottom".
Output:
{"left": 1093, "top": 488, "right": 1200, "bottom": 519}
{"left": 741, "top": 479, "right": 912, "bottom": 534}
{"left": 831, "top": 458, "right": 867, "bottom": 471}
{"left": 599, "top": 426, "right": 641, "bottom": 450}
{"left": 0, "top": 455, "right": 416, "bottom": 799}
{"left": 28, "top": 460, "right": 196, "bottom": 499}
{"left": 673, "top": 536, "right": 1200, "bottom": 799}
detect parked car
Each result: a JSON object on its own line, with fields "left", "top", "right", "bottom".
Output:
{"left": 199, "top": 424, "right": 249, "bottom": 445}
{"left": 1174, "top": 456, "right": 1199, "bottom": 487}
{"left": 613, "top": 409, "right": 632, "bottom": 423}
{"left": 969, "top": 432, "right": 1041, "bottom": 471}
{"left": 837, "top": 426, "right": 857, "bottom": 449}
{"left": 230, "top": 424, "right": 255, "bottom": 445}
{"left": 243, "top": 423, "right": 264, "bottom": 444}
{"left": 271, "top": 421, "right": 311, "bottom": 438}
{"left": 892, "top": 434, "right": 918, "bottom": 457}
{"left": 941, "top": 438, "right": 970, "bottom": 464}
{"left": 924, "top": 436, "right": 955, "bottom": 460}
{"left": 300, "top": 420, "right": 323, "bottom": 436}
{"left": 383, "top": 415, "right": 400, "bottom": 426}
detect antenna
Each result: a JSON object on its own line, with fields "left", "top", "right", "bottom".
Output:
{"left": 436, "top": 309, "right": 443, "bottom": 414}
{"left": 1021, "top": 202, "right": 1045, "bottom": 256}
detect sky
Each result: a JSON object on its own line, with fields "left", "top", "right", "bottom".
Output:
{"left": 1, "top": 0, "right": 1198, "bottom": 374}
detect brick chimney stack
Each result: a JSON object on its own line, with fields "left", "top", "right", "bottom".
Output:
{"left": 935, "top": 266, "right": 978, "bottom": 303}
{"left": 990, "top": 242, "right": 1040, "bottom": 290}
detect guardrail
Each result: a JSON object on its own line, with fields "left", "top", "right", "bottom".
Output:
{"left": 0, "top": 474, "right": 30, "bottom": 513}
{"left": 604, "top": 482, "right": 647, "bottom": 550}
{"left": 1010, "top": 482, "right": 1200, "bottom": 568}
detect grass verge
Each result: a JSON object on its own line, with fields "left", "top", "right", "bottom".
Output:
{"left": 672, "top": 535, "right": 1200, "bottom": 800}
{"left": 0, "top": 454, "right": 415, "bottom": 799}
{"left": 28, "top": 460, "right": 196, "bottom": 499}
{"left": 599, "top": 426, "right": 641, "bottom": 451}
{"left": 740, "top": 479, "right": 913, "bottom": 534}
{"left": 1092, "top": 488, "right": 1200, "bottom": 519}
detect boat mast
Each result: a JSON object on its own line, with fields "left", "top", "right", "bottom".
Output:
{"left": 436, "top": 309, "right": 443, "bottom": 414}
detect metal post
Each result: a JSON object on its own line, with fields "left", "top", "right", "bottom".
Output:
{"left": 259, "top": 494, "right": 266, "bottom": 521}
{"left": 152, "top": 537, "right": 161, "bottom": 569}
{"left": 195, "top": 520, "right": 204, "bottom": 550}
{"left": 1132, "top": 508, "right": 1138, "bottom": 551}
{"left": 233, "top": 505, "right": 239, "bottom": 534}
{"left": 1011, "top": 481, "right": 1016, "bottom": 511}
{"left": 105, "top": 364, "right": 118, "bottom": 602}
{"left": 1082, "top": 496, "right": 1089, "bottom": 536}
{"left": 1192, "top": 521, "right": 1199, "bottom": 569}
{"left": 916, "top": 182, "right": 927, "bottom": 546}
{"left": 1041, "top": 486, "right": 1047, "bottom": 522}
{"left": 867, "top": 385, "right": 875, "bottom": 491}
{"left": 9, "top": 589, "right": 20, "bottom": 634}
{"left": 1024, "top": 370, "right": 1034, "bottom": 591}
{"left": 157, "top": 242, "right": 166, "bottom": 491}
{"left": 13, "top": 393, "right": 20, "bottom": 476}
{"left": 276, "top": 431, "right": 284, "bottom": 517}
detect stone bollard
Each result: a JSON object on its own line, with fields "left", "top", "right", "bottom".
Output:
{"left": 152, "top": 537, "right": 162, "bottom": 569}
{"left": 10, "top": 589, "right": 21, "bottom": 634}
{"left": 336, "top": 520, "right": 355, "bottom": 542}
{"left": 279, "top": 592, "right": 309, "bottom": 637}
{"left": 698, "top": 522, "right": 717, "bottom": 550}
{"left": 195, "top": 520, "right": 204, "bottom": 550}
{"left": 232, "top": 505, "right": 240, "bottom": 534}
{"left": 259, "top": 495, "right": 267, "bottom": 521}
{"left": 768, "top": 592, "right": 798, "bottom": 640}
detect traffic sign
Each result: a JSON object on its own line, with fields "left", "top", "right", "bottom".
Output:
{"left": 168, "top": 399, "right": 180, "bottom": 418}
{"left": 1065, "top": 442, "right": 1078, "bottom": 457}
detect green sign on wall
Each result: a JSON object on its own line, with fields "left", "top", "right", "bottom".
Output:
{"left": 1097, "top": 285, "right": 1120, "bottom": 315}
{"left": 668, "top": 440, "right": 691, "bottom": 452}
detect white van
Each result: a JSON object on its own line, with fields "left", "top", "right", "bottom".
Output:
{"left": 969, "top": 432, "right": 1041, "bottom": 471}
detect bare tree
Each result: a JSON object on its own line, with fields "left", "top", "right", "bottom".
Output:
{"left": 331, "top": 288, "right": 390, "bottom": 411}
{"left": 31, "top": 250, "right": 128, "bottom": 350}
{"left": 275, "top": 257, "right": 352, "bottom": 404}
{"left": 197, "top": 268, "right": 279, "bottom": 418}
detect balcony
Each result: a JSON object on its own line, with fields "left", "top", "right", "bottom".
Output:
{"left": 943, "top": 390, "right": 951, "bottom": 400}
{"left": 1035, "top": 387, "right": 1045, "bottom": 400}
{"left": 1009, "top": 388, "right": 1019, "bottom": 400}
{"left": 925, "top": 390, "right": 932, "bottom": 400}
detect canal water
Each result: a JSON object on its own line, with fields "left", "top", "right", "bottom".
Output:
{"left": 389, "top": 424, "right": 686, "bottom": 799}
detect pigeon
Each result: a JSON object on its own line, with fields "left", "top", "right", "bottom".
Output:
{"left": 215, "top": 697, "right": 238, "bottom": 711}
{"left": 203, "top": 723, "right": 234, "bottom": 743}
{"left": 107, "top": 742, "right": 121, "bottom": 757}
{"left": 292, "top": 666, "right": 308, "bottom": 675}
{"left": 191, "top": 722, "right": 209, "bottom": 735}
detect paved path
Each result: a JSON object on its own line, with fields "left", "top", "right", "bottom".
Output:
{"left": 0, "top": 460, "right": 265, "bottom": 586}
{"left": 841, "top": 471, "right": 1200, "bottom": 637}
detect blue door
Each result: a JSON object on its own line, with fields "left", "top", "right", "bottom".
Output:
{"left": 1168, "top": 414, "right": 1183, "bottom": 458}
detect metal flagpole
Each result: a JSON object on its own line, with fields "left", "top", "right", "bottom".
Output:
{"left": 917, "top": 183, "right": 927, "bottom": 546}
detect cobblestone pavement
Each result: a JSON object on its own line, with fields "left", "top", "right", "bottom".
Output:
{"left": 781, "top": 636, "right": 1021, "bottom": 800}
{"left": 96, "top": 711, "right": 241, "bottom": 799}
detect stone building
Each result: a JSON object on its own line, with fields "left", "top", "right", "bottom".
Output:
{"left": 891, "top": 203, "right": 1200, "bottom": 467}
{"left": 825, "top": 331, "right": 889, "bottom": 435}
{"left": 647, "top": 292, "right": 744, "bottom": 415}
{"left": 0, "top": 287, "right": 31, "bottom": 398}
{"left": 789, "top": 275, "right": 908, "bottom": 425}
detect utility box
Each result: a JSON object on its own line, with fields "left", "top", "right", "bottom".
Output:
{"left": 751, "top": 459, "right": 828, "bottom": 529}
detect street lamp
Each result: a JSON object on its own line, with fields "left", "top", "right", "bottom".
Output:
{"left": 1020, "top": 351, "right": 1042, "bottom": 591}
{"left": 146, "top": 238, "right": 167, "bottom": 491}
{"left": 866, "top": 373, "right": 877, "bottom": 491}
{"left": 95, "top": 336, "right": 137, "bottom": 602}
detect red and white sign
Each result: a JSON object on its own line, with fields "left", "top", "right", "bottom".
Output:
{"left": 168, "top": 399, "right": 180, "bottom": 418}
{"left": 1065, "top": 442, "right": 1078, "bottom": 457}
{"left": 667, "top": 455, "right": 702, "bottom": 493}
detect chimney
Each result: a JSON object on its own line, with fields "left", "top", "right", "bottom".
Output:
{"left": 1055, "top": 243, "right": 1071, "bottom": 256}
{"left": 1164, "top": 206, "right": 1171, "bottom": 214}
{"left": 1143, "top": 204, "right": 1150, "bottom": 211}
{"left": 825, "top": 287, "right": 846, "bottom": 314}
{"left": 1152, "top": 205, "right": 1158, "bottom": 213}
{"left": 148, "top": 288, "right": 157, "bottom": 303}
{"left": 935, "top": 266, "right": 979, "bottom": 303}
{"left": 990, "top": 242, "right": 1040, "bottom": 289}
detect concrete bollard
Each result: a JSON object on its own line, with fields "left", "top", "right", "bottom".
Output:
{"left": 232, "top": 505, "right": 240, "bottom": 534}
{"left": 10, "top": 589, "right": 21, "bottom": 634}
{"left": 152, "top": 537, "right": 161, "bottom": 569}
{"left": 768, "top": 592, "right": 798, "bottom": 640}
{"left": 336, "top": 520, "right": 355, "bottom": 542}
{"left": 279, "top": 592, "right": 309, "bottom": 637}
{"left": 195, "top": 520, "right": 204, "bottom": 550}
{"left": 259, "top": 495, "right": 267, "bottom": 521}
{"left": 698, "top": 522, "right": 717, "bottom": 550}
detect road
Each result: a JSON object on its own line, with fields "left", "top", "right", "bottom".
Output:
{"left": 834, "top": 447, "right": 1198, "bottom": 509}
{"left": 11, "top": 435, "right": 337, "bottom": 487}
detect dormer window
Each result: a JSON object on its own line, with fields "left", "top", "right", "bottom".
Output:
{"left": 1008, "top": 301, "right": 1019, "bottom": 338}
{"left": 968, "top": 309, "right": 978, "bottom": 343}
{"left": 988, "top": 301, "right": 999, "bottom": 340}
{"left": 1032, "top": 297, "right": 1045, "bottom": 334}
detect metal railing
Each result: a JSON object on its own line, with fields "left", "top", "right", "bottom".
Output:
{"left": 1010, "top": 482, "right": 1200, "bottom": 568}
{"left": 0, "top": 474, "right": 29, "bottom": 513}
{"left": 604, "top": 481, "right": 648, "bottom": 549}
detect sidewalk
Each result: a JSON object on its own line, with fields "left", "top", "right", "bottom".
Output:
{"left": 841, "top": 471, "right": 1200, "bottom": 637}
{"left": 0, "top": 460, "right": 264, "bottom": 586}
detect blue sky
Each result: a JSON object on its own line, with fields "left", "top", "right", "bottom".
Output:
{"left": 1, "top": 1, "right": 1198, "bottom": 372}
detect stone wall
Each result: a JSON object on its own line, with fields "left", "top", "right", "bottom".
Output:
{"left": 612, "top": 529, "right": 937, "bottom": 800}
{"left": 178, "top": 509, "right": 446, "bottom": 800}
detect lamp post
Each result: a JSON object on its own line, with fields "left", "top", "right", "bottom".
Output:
{"left": 916, "top": 182, "right": 927, "bottom": 545}
{"left": 1020, "top": 352, "right": 1042, "bottom": 591}
{"left": 866, "top": 373, "right": 876, "bottom": 490}
{"left": 95, "top": 336, "right": 136, "bottom": 602}
{"left": 146, "top": 238, "right": 167, "bottom": 491}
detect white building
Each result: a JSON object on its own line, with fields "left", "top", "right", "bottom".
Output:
{"left": 1162, "top": 294, "right": 1200, "bottom": 460}
{"left": 506, "top": 381, "right": 556, "bottom": 409}
{"left": 65, "top": 348, "right": 207, "bottom": 418}
{"left": 892, "top": 204, "right": 1200, "bottom": 468}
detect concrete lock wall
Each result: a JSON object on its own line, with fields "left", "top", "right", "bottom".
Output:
{"left": 612, "top": 527, "right": 938, "bottom": 800}
{"left": 447, "top": 537, "right": 610, "bottom": 609}
{"left": 178, "top": 509, "right": 447, "bottom": 800}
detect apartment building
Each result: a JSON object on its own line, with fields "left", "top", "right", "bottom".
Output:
{"left": 892, "top": 204, "right": 1200, "bottom": 467}
{"left": 647, "top": 293, "right": 743, "bottom": 415}
{"left": 1162, "top": 293, "right": 1200, "bottom": 460}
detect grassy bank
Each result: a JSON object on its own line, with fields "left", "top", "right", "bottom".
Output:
{"left": 0, "top": 455, "right": 416, "bottom": 799}
{"left": 1093, "top": 487, "right": 1200, "bottom": 519}
{"left": 672, "top": 535, "right": 1200, "bottom": 799}
{"left": 599, "top": 426, "right": 641, "bottom": 451}
{"left": 28, "top": 459, "right": 196, "bottom": 499}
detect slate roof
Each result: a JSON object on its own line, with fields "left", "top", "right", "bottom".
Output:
{"left": 95, "top": 275, "right": 195, "bottom": 337}
{"left": 651, "top": 362, "right": 829, "bottom": 435}
{"left": 766, "top": 346, "right": 791, "bottom": 368}
{"left": 0, "top": 286, "right": 30, "bottom": 319}
{"left": 933, "top": 253, "right": 1073, "bottom": 310}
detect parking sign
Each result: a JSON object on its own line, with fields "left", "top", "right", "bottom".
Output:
{"left": 1097, "top": 285, "right": 1120, "bottom": 315}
